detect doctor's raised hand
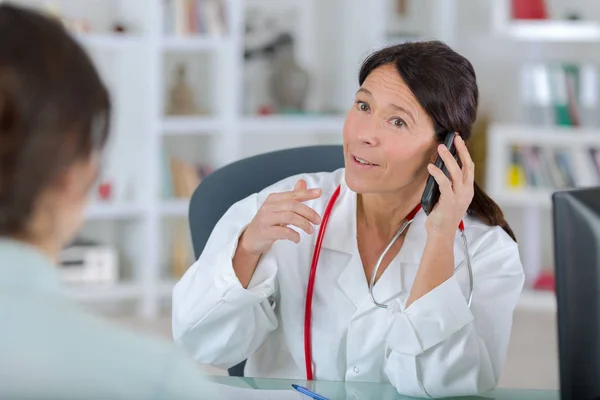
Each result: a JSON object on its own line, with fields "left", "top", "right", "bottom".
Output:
{"left": 234, "top": 179, "right": 322, "bottom": 287}
{"left": 172, "top": 40, "right": 525, "bottom": 399}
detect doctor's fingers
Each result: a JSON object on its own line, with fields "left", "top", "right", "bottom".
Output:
{"left": 437, "top": 142, "right": 462, "bottom": 185}
{"left": 455, "top": 135, "right": 475, "bottom": 184}
{"left": 278, "top": 200, "right": 321, "bottom": 225}
{"left": 427, "top": 163, "right": 453, "bottom": 196}
{"left": 265, "top": 188, "right": 322, "bottom": 204}
{"left": 267, "top": 226, "right": 301, "bottom": 244}
{"left": 267, "top": 211, "right": 315, "bottom": 235}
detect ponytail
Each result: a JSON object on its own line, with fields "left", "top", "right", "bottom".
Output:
{"left": 468, "top": 181, "right": 517, "bottom": 242}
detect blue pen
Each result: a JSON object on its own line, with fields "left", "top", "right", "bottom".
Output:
{"left": 291, "top": 384, "right": 330, "bottom": 400}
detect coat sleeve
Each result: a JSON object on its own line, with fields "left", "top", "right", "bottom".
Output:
{"left": 171, "top": 192, "right": 280, "bottom": 370}
{"left": 382, "top": 227, "right": 525, "bottom": 399}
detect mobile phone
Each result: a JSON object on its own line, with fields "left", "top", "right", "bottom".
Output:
{"left": 421, "top": 132, "right": 459, "bottom": 215}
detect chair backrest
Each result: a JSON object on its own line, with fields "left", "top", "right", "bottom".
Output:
{"left": 189, "top": 144, "right": 344, "bottom": 259}
{"left": 187, "top": 144, "right": 344, "bottom": 377}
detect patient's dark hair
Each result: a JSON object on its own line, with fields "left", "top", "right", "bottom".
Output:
{"left": 359, "top": 41, "right": 516, "bottom": 242}
{"left": 0, "top": 4, "right": 111, "bottom": 236}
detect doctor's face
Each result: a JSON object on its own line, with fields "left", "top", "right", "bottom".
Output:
{"left": 343, "top": 64, "right": 437, "bottom": 195}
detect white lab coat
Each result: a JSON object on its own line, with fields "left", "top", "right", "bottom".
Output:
{"left": 172, "top": 168, "right": 525, "bottom": 399}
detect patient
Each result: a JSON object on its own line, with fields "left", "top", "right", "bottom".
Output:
{"left": 0, "top": 5, "right": 214, "bottom": 399}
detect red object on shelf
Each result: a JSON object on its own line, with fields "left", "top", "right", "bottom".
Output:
{"left": 533, "top": 271, "right": 555, "bottom": 291}
{"left": 257, "top": 105, "right": 275, "bottom": 116}
{"left": 511, "top": 0, "right": 548, "bottom": 20}
{"left": 98, "top": 182, "right": 112, "bottom": 201}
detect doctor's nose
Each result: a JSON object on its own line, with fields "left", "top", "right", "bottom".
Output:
{"left": 357, "top": 131, "right": 380, "bottom": 147}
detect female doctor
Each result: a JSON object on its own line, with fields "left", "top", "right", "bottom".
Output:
{"left": 172, "top": 41, "right": 525, "bottom": 399}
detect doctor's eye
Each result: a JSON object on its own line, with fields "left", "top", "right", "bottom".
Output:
{"left": 356, "top": 100, "right": 370, "bottom": 113}
{"left": 390, "top": 118, "right": 406, "bottom": 129}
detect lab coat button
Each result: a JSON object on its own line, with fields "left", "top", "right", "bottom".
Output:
{"left": 353, "top": 366, "right": 359, "bottom": 373}
{"left": 352, "top": 391, "right": 360, "bottom": 399}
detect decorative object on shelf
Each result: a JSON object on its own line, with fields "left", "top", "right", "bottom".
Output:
{"left": 511, "top": 0, "right": 548, "bottom": 20}
{"left": 59, "top": 238, "right": 118, "bottom": 285}
{"left": 112, "top": 22, "right": 128, "bottom": 34}
{"left": 395, "top": 0, "right": 408, "bottom": 16}
{"left": 97, "top": 180, "right": 113, "bottom": 201}
{"left": 164, "top": 0, "right": 227, "bottom": 37}
{"left": 166, "top": 156, "right": 213, "bottom": 199}
{"left": 269, "top": 33, "right": 310, "bottom": 113}
{"left": 166, "top": 63, "right": 201, "bottom": 116}
{"left": 170, "top": 221, "right": 192, "bottom": 279}
{"left": 243, "top": 4, "right": 302, "bottom": 115}
{"left": 533, "top": 270, "right": 555, "bottom": 291}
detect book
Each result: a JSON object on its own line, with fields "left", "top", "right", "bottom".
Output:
{"left": 164, "top": 0, "right": 227, "bottom": 37}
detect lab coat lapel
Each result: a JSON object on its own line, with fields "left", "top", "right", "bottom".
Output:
{"left": 353, "top": 209, "right": 427, "bottom": 317}
{"left": 354, "top": 208, "right": 468, "bottom": 317}
{"left": 317, "top": 180, "right": 367, "bottom": 309}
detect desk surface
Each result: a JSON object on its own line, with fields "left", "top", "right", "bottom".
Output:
{"left": 208, "top": 376, "right": 559, "bottom": 400}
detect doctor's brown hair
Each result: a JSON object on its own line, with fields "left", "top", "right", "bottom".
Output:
{"left": 0, "top": 4, "right": 110, "bottom": 236}
{"left": 359, "top": 41, "right": 516, "bottom": 242}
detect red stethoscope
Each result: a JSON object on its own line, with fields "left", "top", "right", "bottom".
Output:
{"left": 303, "top": 185, "right": 473, "bottom": 380}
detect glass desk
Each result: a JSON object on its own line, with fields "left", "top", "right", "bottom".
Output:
{"left": 208, "top": 375, "right": 559, "bottom": 400}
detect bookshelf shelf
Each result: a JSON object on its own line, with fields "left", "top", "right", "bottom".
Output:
{"left": 489, "top": 124, "right": 600, "bottom": 146}
{"left": 161, "top": 116, "right": 222, "bottom": 135}
{"left": 517, "top": 290, "right": 556, "bottom": 313}
{"left": 65, "top": 282, "right": 142, "bottom": 302}
{"left": 242, "top": 115, "right": 346, "bottom": 134}
{"left": 160, "top": 199, "right": 190, "bottom": 217}
{"left": 84, "top": 204, "right": 145, "bottom": 221}
{"left": 493, "top": 190, "right": 553, "bottom": 208}
{"left": 159, "top": 279, "right": 178, "bottom": 297}
{"left": 161, "top": 36, "right": 227, "bottom": 51}
{"left": 75, "top": 34, "right": 144, "bottom": 49}
{"left": 500, "top": 20, "right": 600, "bottom": 42}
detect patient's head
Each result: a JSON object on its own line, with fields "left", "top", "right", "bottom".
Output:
{"left": 0, "top": 4, "right": 111, "bottom": 255}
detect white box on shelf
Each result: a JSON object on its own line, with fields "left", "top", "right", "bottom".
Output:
{"left": 59, "top": 245, "right": 118, "bottom": 285}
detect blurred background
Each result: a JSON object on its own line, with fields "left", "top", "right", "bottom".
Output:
{"left": 8, "top": 0, "right": 599, "bottom": 389}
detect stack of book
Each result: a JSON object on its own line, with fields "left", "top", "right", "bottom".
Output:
{"left": 506, "top": 145, "right": 600, "bottom": 190}
{"left": 521, "top": 63, "right": 599, "bottom": 127}
{"left": 164, "top": 0, "right": 227, "bottom": 37}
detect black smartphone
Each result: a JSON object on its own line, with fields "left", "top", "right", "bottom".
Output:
{"left": 421, "top": 132, "right": 459, "bottom": 215}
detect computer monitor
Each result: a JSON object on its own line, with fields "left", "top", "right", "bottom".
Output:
{"left": 553, "top": 187, "right": 600, "bottom": 400}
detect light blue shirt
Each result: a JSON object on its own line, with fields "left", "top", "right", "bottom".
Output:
{"left": 0, "top": 239, "right": 215, "bottom": 399}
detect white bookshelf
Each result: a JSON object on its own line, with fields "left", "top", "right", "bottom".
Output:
{"left": 486, "top": 123, "right": 600, "bottom": 286}
{"left": 75, "top": 34, "right": 144, "bottom": 49}
{"left": 241, "top": 115, "right": 346, "bottom": 134}
{"left": 517, "top": 290, "right": 556, "bottom": 313}
{"left": 161, "top": 36, "right": 227, "bottom": 51}
{"left": 65, "top": 283, "right": 142, "bottom": 302}
{"left": 491, "top": 0, "right": 600, "bottom": 43}
{"left": 84, "top": 203, "right": 145, "bottom": 220}
{"left": 161, "top": 117, "right": 222, "bottom": 135}
{"left": 41, "top": 0, "right": 460, "bottom": 318}
{"left": 160, "top": 199, "right": 190, "bottom": 217}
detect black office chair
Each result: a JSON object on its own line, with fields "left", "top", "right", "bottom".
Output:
{"left": 188, "top": 145, "right": 345, "bottom": 377}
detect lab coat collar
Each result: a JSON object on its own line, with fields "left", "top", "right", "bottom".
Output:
{"left": 319, "top": 174, "right": 467, "bottom": 315}
{"left": 0, "top": 238, "right": 64, "bottom": 296}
